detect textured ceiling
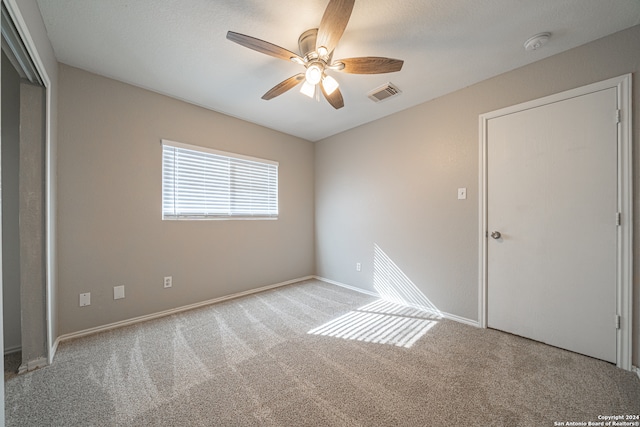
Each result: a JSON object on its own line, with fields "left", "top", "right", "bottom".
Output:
{"left": 36, "top": 0, "right": 640, "bottom": 141}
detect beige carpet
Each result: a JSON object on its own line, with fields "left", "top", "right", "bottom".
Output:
{"left": 5, "top": 279, "right": 640, "bottom": 426}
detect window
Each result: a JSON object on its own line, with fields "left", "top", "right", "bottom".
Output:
{"left": 162, "top": 140, "right": 278, "bottom": 220}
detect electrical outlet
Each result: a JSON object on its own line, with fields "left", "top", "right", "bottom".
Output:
{"left": 79, "top": 292, "right": 91, "bottom": 307}
{"left": 164, "top": 276, "right": 172, "bottom": 288}
{"left": 356, "top": 262, "right": 361, "bottom": 272}
{"left": 114, "top": 285, "right": 125, "bottom": 300}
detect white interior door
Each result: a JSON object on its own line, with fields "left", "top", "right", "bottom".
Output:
{"left": 487, "top": 87, "right": 618, "bottom": 363}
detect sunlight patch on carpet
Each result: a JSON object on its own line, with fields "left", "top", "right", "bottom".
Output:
{"left": 308, "top": 299, "right": 440, "bottom": 348}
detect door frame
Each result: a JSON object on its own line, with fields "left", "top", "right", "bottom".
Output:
{"left": 478, "top": 74, "right": 633, "bottom": 371}
{"left": 2, "top": 0, "right": 54, "bottom": 366}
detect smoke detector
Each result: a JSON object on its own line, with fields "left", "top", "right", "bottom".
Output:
{"left": 524, "top": 32, "right": 551, "bottom": 51}
{"left": 368, "top": 82, "right": 401, "bottom": 103}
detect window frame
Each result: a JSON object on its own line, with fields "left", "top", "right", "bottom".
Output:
{"left": 161, "top": 139, "right": 279, "bottom": 221}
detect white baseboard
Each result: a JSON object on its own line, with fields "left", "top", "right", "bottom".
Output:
{"left": 4, "top": 344, "right": 22, "bottom": 356}
{"left": 633, "top": 365, "right": 640, "bottom": 381}
{"left": 314, "top": 276, "right": 480, "bottom": 327}
{"left": 314, "top": 276, "right": 379, "bottom": 297}
{"left": 443, "top": 312, "right": 480, "bottom": 327}
{"left": 54, "top": 276, "right": 315, "bottom": 351}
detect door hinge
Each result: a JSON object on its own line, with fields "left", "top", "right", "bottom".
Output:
{"left": 615, "top": 109, "right": 621, "bottom": 123}
{"left": 616, "top": 212, "right": 621, "bottom": 226}
{"left": 615, "top": 315, "right": 621, "bottom": 330}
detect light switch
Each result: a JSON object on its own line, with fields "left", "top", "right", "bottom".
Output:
{"left": 114, "top": 285, "right": 125, "bottom": 300}
{"left": 458, "top": 188, "right": 467, "bottom": 200}
{"left": 79, "top": 292, "right": 91, "bottom": 307}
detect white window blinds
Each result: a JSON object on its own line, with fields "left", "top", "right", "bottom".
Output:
{"left": 162, "top": 140, "right": 278, "bottom": 219}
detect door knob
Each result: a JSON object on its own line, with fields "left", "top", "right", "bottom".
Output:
{"left": 490, "top": 231, "right": 501, "bottom": 239}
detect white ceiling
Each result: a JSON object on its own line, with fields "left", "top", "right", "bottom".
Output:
{"left": 36, "top": 0, "right": 640, "bottom": 142}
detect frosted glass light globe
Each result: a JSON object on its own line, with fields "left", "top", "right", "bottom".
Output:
{"left": 305, "top": 64, "right": 323, "bottom": 85}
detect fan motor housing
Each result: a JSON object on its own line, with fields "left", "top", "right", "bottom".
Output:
{"left": 299, "top": 29, "right": 318, "bottom": 58}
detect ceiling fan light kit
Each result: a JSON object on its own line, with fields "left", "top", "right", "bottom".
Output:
{"left": 226, "top": 0, "right": 404, "bottom": 110}
{"left": 305, "top": 62, "right": 324, "bottom": 85}
{"left": 300, "top": 80, "right": 317, "bottom": 98}
{"left": 322, "top": 75, "right": 340, "bottom": 95}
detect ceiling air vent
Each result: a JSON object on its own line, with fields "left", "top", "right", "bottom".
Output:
{"left": 368, "top": 82, "right": 401, "bottom": 103}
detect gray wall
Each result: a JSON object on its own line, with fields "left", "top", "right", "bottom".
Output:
{"left": 57, "top": 64, "right": 315, "bottom": 335}
{"left": 1, "top": 51, "right": 21, "bottom": 353}
{"left": 315, "top": 25, "right": 640, "bottom": 364}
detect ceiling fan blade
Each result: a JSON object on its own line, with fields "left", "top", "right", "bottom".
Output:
{"left": 316, "top": 0, "right": 355, "bottom": 54}
{"left": 321, "top": 81, "right": 345, "bottom": 109}
{"left": 335, "top": 57, "right": 404, "bottom": 74}
{"left": 227, "top": 31, "right": 302, "bottom": 62}
{"left": 262, "top": 73, "right": 305, "bottom": 100}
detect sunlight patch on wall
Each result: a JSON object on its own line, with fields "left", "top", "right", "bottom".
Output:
{"left": 308, "top": 299, "right": 439, "bottom": 348}
{"left": 373, "top": 244, "right": 442, "bottom": 316}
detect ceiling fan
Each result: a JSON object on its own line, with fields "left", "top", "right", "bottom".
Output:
{"left": 226, "top": 0, "right": 404, "bottom": 109}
